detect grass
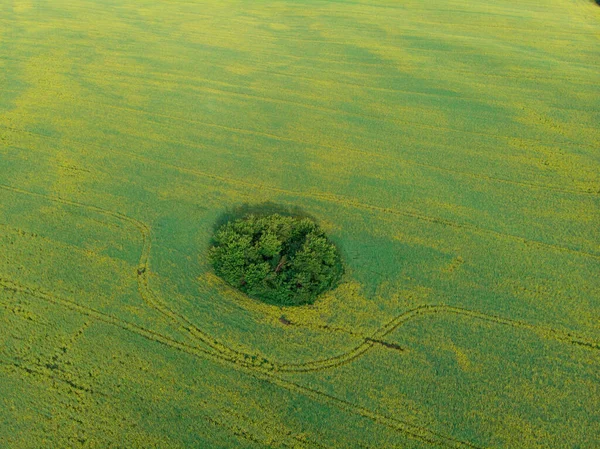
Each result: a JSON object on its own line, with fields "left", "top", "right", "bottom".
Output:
{"left": 1, "top": 0, "right": 599, "bottom": 447}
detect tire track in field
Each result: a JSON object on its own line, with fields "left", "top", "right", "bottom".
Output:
{"left": 0, "top": 359, "right": 113, "bottom": 399}
{"left": 56, "top": 61, "right": 600, "bottom": 143}
{"left": 4, "top": 121, "right": 598, "bottom": 198}
{"left": 78, "top": 40, "right": 599, "bottom": 89}
{"left": 54, "top": 72, "right": 598, "bottom": 152}
{"left": 0, "top": 278, "right": 480, "bottom": 449}
{"left": 3, "top": 128, "right": 600, "bottom": 265}
{"left": 140, "top": 21, "right": 599, "bottom": 55}
{"left": 110, "top": 150, "right": 600, "bottom": 262}
{"left": 372, "top": 304, "right": 600, "bottom": 351}
{"left": 6, "top": 273, "right": 598, "bottom": 448}
{"left": 42, "top": 56, "right": 597, "bottom": 108}
{"left": 3, "top": 43, "right": 597, "bottom": 153}
{"left": 1, "top": 182, "right": 599, "bottom": 366}
{"left": 0, "top": 183, "right": 382, "bottom": 373}
{"left": 1, "top": 184, "right": 598, "bottom": 447}
{"left": 266, "top": 303, "right": 600, "bottom": 373}
{"left": 0, "top": 357, "right": 317, "bottom": 449}
{"left": 7, "top": 0, "right": 593, "bottom": 50}
{"left": 3, "top": 116, "right": 599, "bottom": 204}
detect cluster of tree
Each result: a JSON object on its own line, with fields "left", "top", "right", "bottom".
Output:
{"left": 209, "top": 213, "right": 343, "bottom": 306}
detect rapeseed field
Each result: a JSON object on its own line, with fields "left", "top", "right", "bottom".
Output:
{"left": 1, "top": 0, "right": 598, "bottom": 447}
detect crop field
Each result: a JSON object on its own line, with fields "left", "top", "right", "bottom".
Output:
{"left": 1, "top": 0, "right": 599, "bottom": 447}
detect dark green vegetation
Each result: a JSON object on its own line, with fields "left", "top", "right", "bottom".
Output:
{"left": 210, "top": 213, "right": 343, "bottom": 306}
{"left": 1, "top": 0, "right": 599, "bottom": 448}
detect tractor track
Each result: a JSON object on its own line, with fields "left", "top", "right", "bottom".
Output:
{"left": 1, "top": 182, "right": 598, "bottom": 448}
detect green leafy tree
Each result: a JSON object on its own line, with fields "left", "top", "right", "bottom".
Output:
{"left": 209, "top": 213, "right": 343, "bottom": 306}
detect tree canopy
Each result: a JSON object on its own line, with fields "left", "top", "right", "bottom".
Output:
{"left": 209, "top": 213, "right": 343, "bottom": 306}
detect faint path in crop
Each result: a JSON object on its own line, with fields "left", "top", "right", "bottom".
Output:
{"left": 0, "top": 277, "right": 480, "bottom": 449}
{"left": 2, "top": 127, "right": 600, "bottom": 266}
{"left": 0, "top": 182, "right": 597, "bottom": 371}
{"left": 0, "top": 355, "right": 322, "bottom": 449}
{"left": 2, "top": 66, "right": 598, "bottom": 154}
{"left": 72, "top": 77, "right": 600, "bottom": 151}
{"left": 1, "top": 182, "right": 597, "bottom": 369}
{"left": 2, "top": 117, "right": 597, "bottom": 198}
{"left": 0, "top": 182, "right": 378, "bottom": 373}
{"left": 4, "top": 270, "right": 598, "bottom": 448}
{"left": 1, "top": 183, "right": 598, "bottom": 448}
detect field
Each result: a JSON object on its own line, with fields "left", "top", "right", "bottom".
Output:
{"left": 1, "top": 0, "right": 599, "bottom": 447}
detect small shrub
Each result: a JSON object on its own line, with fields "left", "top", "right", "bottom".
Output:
{"left": 209, "top": 213, "right": 343, "bottom": 306}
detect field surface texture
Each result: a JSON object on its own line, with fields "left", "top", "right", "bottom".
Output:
{"left": 1, "top": 0, "right": 599, "bottom": 448}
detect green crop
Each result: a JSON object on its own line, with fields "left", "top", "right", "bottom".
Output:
{"left": 0, "top": 0, "right": 598, "bottom": 447}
